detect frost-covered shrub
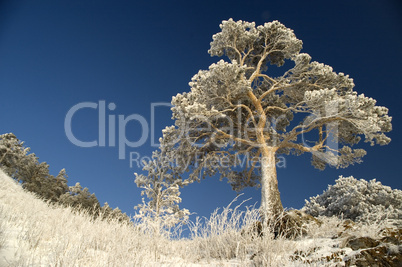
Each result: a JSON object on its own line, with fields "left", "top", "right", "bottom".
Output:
{"left": 303, "top": 176, "right": 402, "bottom": 223}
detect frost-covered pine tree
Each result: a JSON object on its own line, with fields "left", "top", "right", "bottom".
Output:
{"left": 59, "top": 182, "right": 100, "bottom": 214}
{"left": 0, "top": 133, "right": 69, "bottom": 202}
{"left": 134, "top": 150, "right": 190, "bottom": 235}
{"left": 100, "top": 202, "right": 130, "bottom": 223}
{"left": 0, "top": 133, "right": 30, "bottom": 177}
{"left": 22, "top": 160, "right": 69, "bottom": 202}
{"left": 160, "top": 19, "right": 392, "bottom": 218}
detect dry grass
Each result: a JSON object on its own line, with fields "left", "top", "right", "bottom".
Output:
{"left": 0, "top": 169, "right": 397, "bottom": 266}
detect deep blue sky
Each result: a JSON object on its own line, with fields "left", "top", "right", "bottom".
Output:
{"left": 1, "top": 0, "right": 401, "bottom": 219}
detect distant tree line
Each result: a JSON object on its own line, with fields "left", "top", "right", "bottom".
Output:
{"left": 0, "top": 133, "right": 130, "bottom": 223}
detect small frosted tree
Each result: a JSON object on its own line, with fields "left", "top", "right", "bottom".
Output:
{"left": 134, "top": 150, "right": 190, "bottom": 236}
{"left": 160, "top": 19, "right": 392, "bottom": 218}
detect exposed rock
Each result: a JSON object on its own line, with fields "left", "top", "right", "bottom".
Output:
{"left": 342, "top": 229, "right": 402, "bottom": 267}
{"left": 342, "top": 236, "right": 380, "bottom": 250}
{"left": 345, "top": 245, "right": 402, "bottom": 267}
{"left": 381, "top": 236, "right": 400, "bottom": 246}
{"left": 245, "top": 212, "right": 402, "bottom": 265}
{"left": 381, "top": 228, "right": 402, "bottom": 242}
{"left": 290, "top": 247, "right": 345, "bottom": 265}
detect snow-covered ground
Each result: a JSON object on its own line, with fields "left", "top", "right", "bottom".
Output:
{"left": 0, "top": 168, "right": 398, "bottom": 266}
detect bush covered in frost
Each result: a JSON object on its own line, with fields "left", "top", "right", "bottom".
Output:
{"left": 303, "top": 176, "right": 402, "bottom": 224}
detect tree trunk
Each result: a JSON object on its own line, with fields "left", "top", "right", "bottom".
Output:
{"left": 260, "top": 147, "right": 283, "bottom": 219}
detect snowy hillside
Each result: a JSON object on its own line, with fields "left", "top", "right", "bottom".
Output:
{"left": 0, "top": 168, "right": 156, "bottom": 266}
{"left": 0, "top": 168, "right": 400, "bottom": 266}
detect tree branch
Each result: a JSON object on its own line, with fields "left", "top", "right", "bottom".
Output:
{"left": 208, "top": 122, "right": 256, "bottom": 146}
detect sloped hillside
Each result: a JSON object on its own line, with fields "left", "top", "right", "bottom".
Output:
{"left": 0, "top": 168, "right": 159, "bottom": 266}
{"left": 0, "top": 168, "right": 400, "bottom": 266}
